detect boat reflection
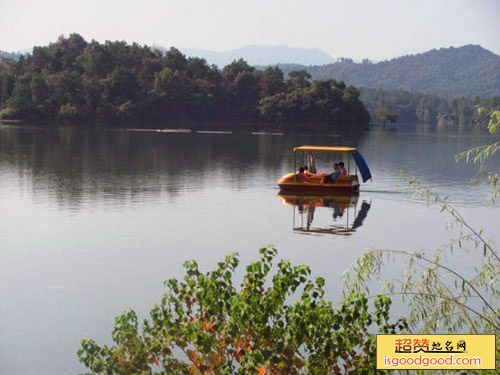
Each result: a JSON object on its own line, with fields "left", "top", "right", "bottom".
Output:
{"left": 278, "top": 194, "right": 371, "bottom": 236}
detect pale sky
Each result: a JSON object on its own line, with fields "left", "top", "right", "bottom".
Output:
{"left": 1, "top": 0, "right": 499, "bottom": 61}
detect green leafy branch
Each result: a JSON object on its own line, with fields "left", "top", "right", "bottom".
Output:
{"left": 78, "top": 246, "right": 407, "bottom": 375}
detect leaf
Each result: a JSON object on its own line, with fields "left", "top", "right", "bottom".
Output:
{"left": 202, "top": 320, "right": 214, "bottom": 330}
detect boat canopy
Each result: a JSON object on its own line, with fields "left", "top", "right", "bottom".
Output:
{"left": 293, "top": 145, "right": 372, "bottom": 183}
{"left": 293, "top": 146, "right": 357, "bottom": 153}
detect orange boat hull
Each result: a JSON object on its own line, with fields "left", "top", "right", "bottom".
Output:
{"left": 277, "top": 173, "right": 360, "bottom": 196}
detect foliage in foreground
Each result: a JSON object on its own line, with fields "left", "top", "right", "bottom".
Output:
{"left": 456, "top": 108, "right": 500, "bottom": 202}
{"left": 344, "top": 109, "right": 500, "bottom": 372}
{"left": 78, "top": 246, "right": 406, "bottom": 375}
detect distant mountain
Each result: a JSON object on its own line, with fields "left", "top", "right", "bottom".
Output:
{"left": 180, "top": 45, "right": 336, "bottom": 67}
{"left": 273, "top": 45, "right": 500, "bottom": 97}
{"left": 0, "top": 50, "right": 23, "bottom": 60}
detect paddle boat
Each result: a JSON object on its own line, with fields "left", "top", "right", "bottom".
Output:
{"left": 277, "top": 145, "right": 372, "bottom": 195}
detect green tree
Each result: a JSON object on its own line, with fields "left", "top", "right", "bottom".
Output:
{"left": 258, "top": 66, "right": 285, "bottom": 97}
{"left": 375, "top": 106, "right": 398, "bottom": 127}
{"left": 7, "top": 77, "right": 34, "bottom": 118}
{"left": 187, "top": 57, "right": 210, "bottom": 80}
{"left": 58, "top": 102, "right": 78, "bottom": 121}
{"left": 287, "top": 70, "right": 311, "bottom": 89}
{"left": 0, "top": 71, "right": 15, "bottom": 105}
{"left": 79, "top": 40, "right": 114, "bottom": 78}
{"left": 31, "top": 76, "right": 50, "bottom": 117}
{"left": 153, "top": 67, "right": 191, "bottom": 116}
{"left": 164, "top": 47, "right": 188, "bottom": 72}
{"left": 78, "top": 246, "right": 406, "bottom": 375}
{"left": 58, "top": 33, "right": 87, "bottom": 71}
{"left": 222, "top": 58, "right": 254, "bottom": 82}
{"left": 30, "top": 46, "right": 52, "bottom": 74}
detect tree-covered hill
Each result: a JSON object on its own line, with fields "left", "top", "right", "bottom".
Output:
{"left": 273, "top": 45, "right": 500, "bottom": 98}
{"left": 0, "top": 34, "right": 369, "bottom": 131}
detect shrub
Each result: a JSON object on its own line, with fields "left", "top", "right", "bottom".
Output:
{"left": 58, "top": 102, "right": 78, "bottom": 121}
{"left": 78, "top": 246, "right": 406, "bottom": 375}
{"left": 0, "top": 107, "right": 17, "bottom": 119}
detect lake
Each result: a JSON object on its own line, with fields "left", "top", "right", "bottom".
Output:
{"left": 0, "top": 123, "right": 498, "bottom": 375}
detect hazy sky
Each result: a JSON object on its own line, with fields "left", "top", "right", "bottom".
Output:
{"left": 1, "top": 0, "right": 499, "bottom": 60}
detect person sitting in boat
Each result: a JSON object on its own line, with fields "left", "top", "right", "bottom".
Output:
{"left": 339, "top": 161, "right": 347, "bottom": 176}
{"left": 296, "top": 167, "right": 307, "bottom": 182}
{"left": 322, "top": 163, "right": 342, "bottom": 183}
{"left": 304, "top": 166, "right": 315, "bottom": 177}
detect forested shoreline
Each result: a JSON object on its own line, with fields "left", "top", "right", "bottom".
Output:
{"left": 2, "top": 34, "right": 499, "bottom": 132}
{"left": 0, "top": 34, "right": 370, "bottom": 131}
{"left": 360, "top": 87, "right": 500, "bottom": 129}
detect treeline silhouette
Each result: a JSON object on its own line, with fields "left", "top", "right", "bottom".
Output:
{"left": 0, "top": 34, "right": 370, "bottom": 131}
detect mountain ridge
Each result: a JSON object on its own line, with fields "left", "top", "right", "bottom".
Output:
{"left": 0, "top": 50, "right": 22, "bottom": 60}
{"left": 270, "top": 45, "right": 500, "bottom": 97}
{"left": 180, "top": 45, "right": 336, "bottom": 67}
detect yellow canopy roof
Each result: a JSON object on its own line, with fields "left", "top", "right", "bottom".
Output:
{"left": 293, "top": 145, "right": 357, "bottom": 153}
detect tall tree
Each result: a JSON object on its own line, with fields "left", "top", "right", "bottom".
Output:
{"left": 287, "top": 70, "right": 311, "bottom": 89}
{"left": 375, "top": 106, "right": 398, "bottom": 127}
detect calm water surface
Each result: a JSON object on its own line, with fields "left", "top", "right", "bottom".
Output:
{"left": 0, "top": 124, "right": 498, "bottom": 375}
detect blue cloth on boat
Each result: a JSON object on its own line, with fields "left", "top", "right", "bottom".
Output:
{"left": 352, "top": 151, "right": 372, "bottom": 183}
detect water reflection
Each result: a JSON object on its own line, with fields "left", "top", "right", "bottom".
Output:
{"left": 278, "top": 194, "right": 371, "bottom": 236}
{"left": 1, "top": 124, "right": 494, "bottom": 210}
{"left": 0, "top": 125, "right": 371, "bottom": 210}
